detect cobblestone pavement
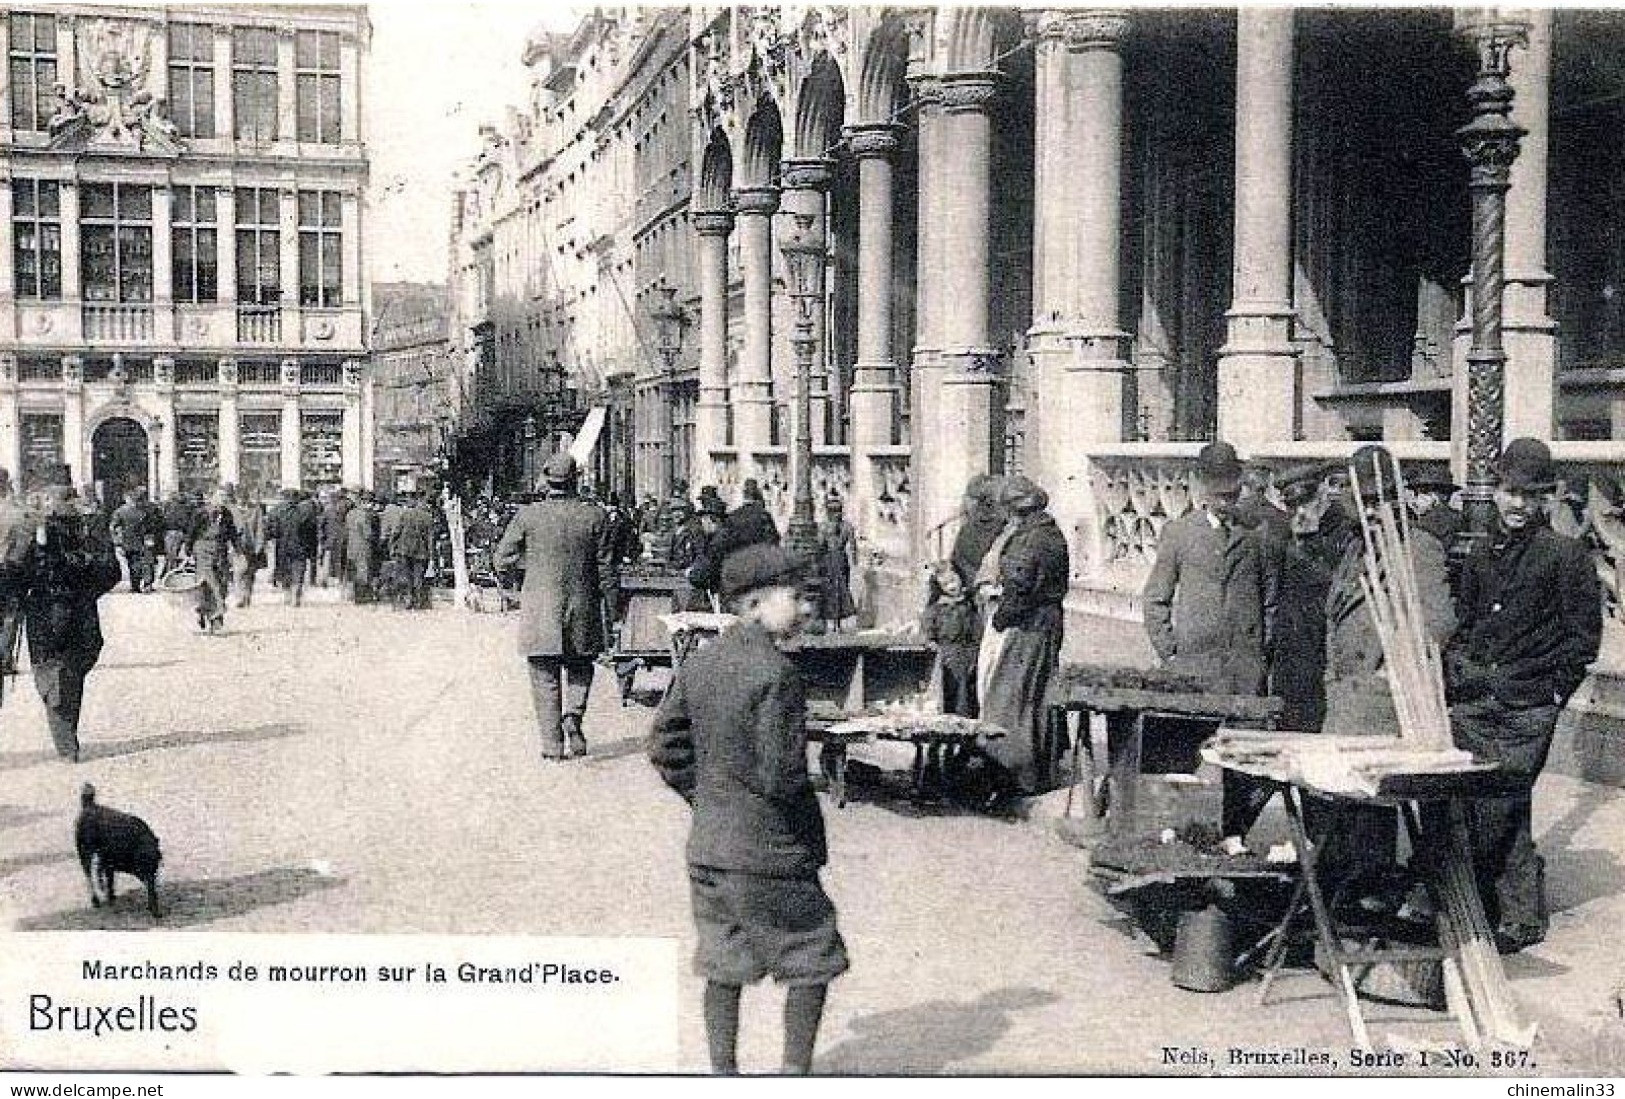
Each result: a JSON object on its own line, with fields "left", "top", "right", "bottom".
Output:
{"left": 0, "top": 592, "right": 1577, "bottom": 1074}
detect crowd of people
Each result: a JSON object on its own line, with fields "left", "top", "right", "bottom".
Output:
{"left": 1141, "top": 437, "right": 1602, "bottom": 957}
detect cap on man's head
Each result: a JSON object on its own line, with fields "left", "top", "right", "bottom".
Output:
{"left": 1196, "top": 441, "right": 1243, "bottom": 494}
{"left": 1408, "top": 468, "right": 1459, "bottom": 497}
{"left": 742, "top": 478, "right": 764, "bottom": 502}
{"left": 541, "top": 452, "right": 578, "bottom": 486}
{"left": 1497, "top": 437, "right": 1557, "bottom": 493}
{"left": 965, "top": 473, "right": 1005, "bottom": 504}
{"left": 719, "top": 544, "right": 802, "bottom": 601}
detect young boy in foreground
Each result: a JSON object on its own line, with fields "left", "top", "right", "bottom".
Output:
{"left": 648, "top": 544, "right": 849, "bottom": 1074}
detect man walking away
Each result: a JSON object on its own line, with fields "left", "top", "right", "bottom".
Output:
{"left": 0, "top": 470, "right": 35, "bottom": 686}
{"left": 225, "top": 485, "right": 266, "bottom": 608}
{"left": 649, "top": 545, "right": 848, "bottom": 1074}
{"left": 494, "top": 453, "right": 618, "bottom": 760}
{"left": 1446, "top": 438, "right": 1601, "bottom": 954}
{"left": 391, "top": 492, "right": 436, "bottom": 611}
{"left": 110, "top": 489, "right": 154, "bottom": 593}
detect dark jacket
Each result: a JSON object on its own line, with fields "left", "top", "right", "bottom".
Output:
{"left": 951, "top": 512, "right": 1005, "bottom": 589}
{"left": 493, "top": 492, "right": 617, "bottom": 657}
{"left": 1142, "top": 509, "right": 1277, "bottom": 695}
{"left": 721, "top": 501, "right": 780, "bottom": 552}
{"left": 1448, "top": 517, "right": 1601, "bottom": 707}
{"left": 991, "top": 511, "right": 1070, "bottom": 633}
{"left": 649, "top": 619, "right": 827, "bottom": 877}
{"left": 391, "top": 504, "right": 436, "bottom": 559}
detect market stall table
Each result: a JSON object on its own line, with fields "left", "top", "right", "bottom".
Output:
{"left": 1045, "top": 664, "right": 1283, "bottom": 837}
{"left": 819, "top": 711, "right": 1006, "bottom": 808}
{"left": 1204, "top": 730, "right": 1525, "bottom": 1051}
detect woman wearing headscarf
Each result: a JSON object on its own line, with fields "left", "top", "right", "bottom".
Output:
{"left": 979, "top": 475, "right": 1070, "bottom": 800}
{"left": 815, "top": 495, "right": 858, "bottom": 631}
{"left": 189, "top": 486, "right": 240, "bottom": 633}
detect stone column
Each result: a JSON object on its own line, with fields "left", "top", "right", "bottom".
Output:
{"left": 59, "top": 181, "right": 80, "bottom": 305}
{"left": 733, "top": 186, "right": 779, "bottom": 475}
{"left": 1501, "top": 9, "right": 1554, "bottom": 442}
{"left": 693, "top": 208, "right": 734, "bottom": 483}
{"left": 216, "top": 187, "right": 237, "bottom": 305}
{"left": 1217, "top": 8, "right": 1297, "bottom": 447}
{"left": 909, "top": 75, "right": 945, "bottom": 558}
{"left": 280, "top": 358, "right": 301, "bottom": 488}
{"left": 779, "top": 158, "right": 834, "bottom": 448}
{"left": 218, "top": 358, "right": 240, "bottom": 485}
{"left": 342, "top": 360, "right": 364, "bottom": 485}
{"left": 0, "top": 354, "right": 19, "bottom": 482}
{"left": 279, "top": 187, "right": 300, "bottom": 338}
{"left": 213, "top": 24, "right": 234, "bottom": 139}
{"left": 276, "top": 27, "right": 297, "bottom": 142}
{"left": 152, "top": 186, "right": 174, "bottom": 341}
{"left": 1030, "top": 11, "right": 1131, "bottom": 572}
{"left": 846, "top": 123, "right": 902, "bottom": 541}
{"left": 932, "top": 71, "right": 1003, "bottom": 553}
{"left": 55, "top": 16, "right": 75, "bottom": 89}
{"left": 61, "top": 354, "right": 84, "bottom": 485}
{"left": 154, "top": 356, "right": 177, "bottom": 494}
{"left": 340, "top": 191, "right": 361, "bottom": 309}
{"left": 0, "top": 173, "right": 14, "bottom": 339}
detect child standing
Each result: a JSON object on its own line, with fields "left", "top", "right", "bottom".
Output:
{"left": 649, "top": 545, "right": 849, "bottom": 1075}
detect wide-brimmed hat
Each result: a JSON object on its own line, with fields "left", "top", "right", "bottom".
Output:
{"left": 541, "top": 452, "right": 578, "bottom": 486}
{"left": 698, "top": 495, "right": 727, "bottom": 519}
{"left": 719, "top": 544, "right": 802, "bottom": 600}
{"left": 999, "top": 474, "right": 1049, "bottom": 513}
{"left": 1196, "top": 441, "right": 1243, "bottom": 493}
{"left": 1275, "top": 462, "right": 1328, "bottom": 506}
{"left": 1497, "top": 437, "right": 1557, "bottom": 492}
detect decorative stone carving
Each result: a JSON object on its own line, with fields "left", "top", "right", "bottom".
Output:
{"left": 30, "top": 312, "right": 54, "bottom": 336}
{"left": 780, "top": 157, "right": 834, "bottom": 192}
{"left": 845, "top": 123, "right": 900, "bottom": 161}
{"left": 871, "top": 454, "right": 913, "bottom": 533}
{"left": 0, "top": 355, "right": 16, "bottom": 385}
{"left": 810, "top": 456, "right": 853, "bottom": 510}
{"left": 946, "top": 348, "right": 1004, "bottom": 375}
{"left": 153, "top": 356, "right": 174, "bottom": 388}
{"left": 218, "top": 357, "right": 238, "bottom": 387}
{"left": 108, "top": 354, "right": 129, "bottom": 394}
{"left": 310, "top": 318, "right": 336, "bottom": 341}
{"left": 937, "top": 72, "right": 999, "bottom": 114}
{"left": 1063, "top": 10, "right": 1131, "bottom": 52}
{"left": 734, "top": 186, "right": 780, "bottom": 217}
{"left": 799, "top": 7, "right": 849, "bottom": 60}
{"left": 281, "top": 359, "right": 301, "bottom": 389}
{"left": 62, "top": 355, "right": 83, "bottom": 388}
{"left": 692, "top": 209, "right": 735, "bottom": 237}
{"left": 342, "top": 360, "right": 362, "bottom": 389}
{"left": 1089, "top": 458, "right": 1198, "bottom": 571}
{"left": 48, "top": 17, "right": 182, "bottom": 154}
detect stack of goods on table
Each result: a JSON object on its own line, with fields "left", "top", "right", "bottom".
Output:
{"left": 1202, "top": 730, "right": 1488, "bottom": 800}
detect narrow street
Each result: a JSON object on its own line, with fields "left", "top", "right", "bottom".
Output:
{"left": 0, "top": 594, "right": 1536, "bottom": 1073}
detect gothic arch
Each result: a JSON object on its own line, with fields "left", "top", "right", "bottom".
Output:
{"left": 856, "top": 17, "right": 910, "bottom": 123}
{"left": 698, "top": 129, "right": 734, "bottom": 210}
{"left": 793, "top": 51, "right": 846, "bottom": 158}
{"left": 740, "top": 97, "right": 784, "bottom": 188}
{"left": 943, "top": 8, "right": 1022, "bottom": 71}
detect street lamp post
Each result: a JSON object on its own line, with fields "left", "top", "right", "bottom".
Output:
{"left": 1456, "top": 11, "right": 1527, "bottom": 542}
{"left": 649, "top": 281, "right": 687, "bottom": 497}
{"left": 778, "top": 211, "right": 826, "bottom": 576}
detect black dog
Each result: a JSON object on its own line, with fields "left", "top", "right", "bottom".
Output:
{"left": 74, "top": 784, "right": 163, "bottom": 918}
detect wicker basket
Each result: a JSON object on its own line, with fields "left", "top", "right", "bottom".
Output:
{"left": 156, "top": 567, "right": 202, "bottom": 615}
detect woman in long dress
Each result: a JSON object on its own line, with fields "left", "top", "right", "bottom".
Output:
{"left": 816, "top": 497, "right": 858, "bottom": 630}
{"left": 190, "top": 488, "right": 240, "bottom": 633}
{"left": 978, "top": 476, "right": 1070, "bottom": 800}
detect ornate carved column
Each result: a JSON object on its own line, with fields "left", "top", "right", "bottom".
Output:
{"left": 276, "top": 26, "right": 297, "bottom": 142}
{"left": 59, "top": 181, "right": 80, "bottom": 308}
{"left": 216, "top": 187, "right": 237, "bottom": 305}
{"left": 846, "top": 123, "right": 902, "bottom": 543}
{"left": 1217, "top": 8, "right": 1298, "bottom": 446}
{"left": 339, "top": 31, "right": 361, "bottom": 144}
{"left": 933, "top": 71, "right": 1003, "bottom": 554}
{"left": 213, "top": 25, "right": 234, "bottom": 139}
{"left": 1030, "top": 11, "right": 1131, "bottom": 573}
{"left": 0, "top": 172, "right": 14, "bottom": 317}
{"left": 280, "top": 357, "right": 302, "bottom": 489}
{"left": 1502, "top": 10, "right": 1553, "bottom": 442}
{"left": 733, "top": 186, "right": 779, "bottom": 475}
{"left": 279, "top": 187, "right": 299, "bottom": 338}
{"left": 779, "top": 158, "right": 834, "bottom": 447}
{"left": 1455, "top": 17, "right": 1527, "bottom": 540}
{"left": 154, "top": 356, "right": 177, "bottom": 494}
{"left": 693, "top": 208, "right": 734, "bottom": 483}
{"left": 342, "top": 359, "right": 364, "bottom": 486}
{"left": 61, "top": 354, "right": 84, "bottom": 484}
{"left": 152, "top": 185, "right": 175, "bottom": 341}
{"left": 218, "top": 357, "right": 240, "bottom": 486}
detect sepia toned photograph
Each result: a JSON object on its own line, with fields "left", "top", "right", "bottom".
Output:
{"left": 0, "top": 0, "right": 1623, "bottom": 1082}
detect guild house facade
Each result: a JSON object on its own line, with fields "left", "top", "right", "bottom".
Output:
{"left": 0, "top": 4, "right": 372, "bottom": 502}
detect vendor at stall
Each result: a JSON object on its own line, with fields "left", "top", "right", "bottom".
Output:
{"left": 1446, "top": 437, "right": 1601, "bottom": 954}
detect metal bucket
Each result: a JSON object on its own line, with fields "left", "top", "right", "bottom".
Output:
{"left": 1171, "top": 904, "right": 1236, "bottom": 992}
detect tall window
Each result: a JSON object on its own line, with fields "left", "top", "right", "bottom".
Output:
{"left": 232, "top": 27, "right": 278, "bottom": 143}
{"left": 298, "top": 191, "right": 341, "bottom": 307}
{"left": 235, "top": 187, "right": 281, "bottom": 305}
{"left": 80, "top": 183, "right": 153, "bottom": 304}
{"left": 167, "top": 23, "right": 215, "bottom": 138}
{"left": 8, "top": 13, "right": 56, "bottom": 132}
{"left": 295, "top": 30, "right": 340, "bottom": 143}
{"left": 171, "top": 186, "right": 218, "bottom": 303}
{"left": 12, "top": 179, "right": 61, "bottom": 300}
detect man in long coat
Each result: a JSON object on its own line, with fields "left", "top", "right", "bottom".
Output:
{"left": 345, "top": 492, "right": 379, "bottom": 603}
{"left": 390, "top": 493, "right": 436, "bottom": 611}
{"left": 494, "top": 453, "right": 619, "bottom": 760}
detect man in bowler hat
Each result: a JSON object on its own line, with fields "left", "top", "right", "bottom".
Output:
{"left": 1446, "top": 437, "right": 1601, "bottom": 953}
{"left": 495, "top": 452, "right": 620, "bottom": 759}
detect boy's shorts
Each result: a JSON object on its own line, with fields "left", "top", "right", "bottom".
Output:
{"left": 688, "top": 864, "right": 849, "bottom": 986}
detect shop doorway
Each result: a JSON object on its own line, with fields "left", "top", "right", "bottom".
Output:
{"left": 91, "top": 417, "right": 150, "bottom": 499}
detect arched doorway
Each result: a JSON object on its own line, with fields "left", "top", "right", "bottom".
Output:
{"left": 91, "top": 417, "right": 150, "bottom": 498}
